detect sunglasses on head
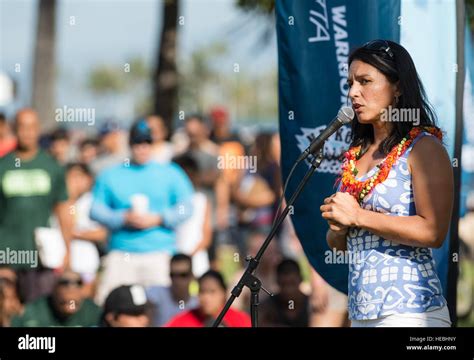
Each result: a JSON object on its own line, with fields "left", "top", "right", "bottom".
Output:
{"left": 170, "top": 272, "right": 191, "bottom": 278}
{"left": 363, "top": 39, "right": 395, "bottom": 60}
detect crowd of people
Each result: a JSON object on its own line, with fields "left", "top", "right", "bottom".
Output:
{"left": 0, "top": 107, "right": 349, "bottom": 327}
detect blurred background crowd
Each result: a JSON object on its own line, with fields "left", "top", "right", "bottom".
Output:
{"left": 0, "top": 107, "right": 353, "bottom": 327}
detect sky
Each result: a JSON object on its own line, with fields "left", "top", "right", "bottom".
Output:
{"left": 0, "top": 0, "right": 277, "bottom": 123}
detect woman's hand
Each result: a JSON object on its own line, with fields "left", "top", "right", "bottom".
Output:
{"left": 321, "top": 194, "right": 348, "bottom": 234}
{"left": 328, "top": 220, "right": 348, "bottom": 236}
{"left": 320, "top": 192, "right": 361, "bottom": 228}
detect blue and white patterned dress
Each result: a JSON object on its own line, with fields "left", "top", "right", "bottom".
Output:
{"left": 345, "top": 131, "right": 447, "bottom": 321}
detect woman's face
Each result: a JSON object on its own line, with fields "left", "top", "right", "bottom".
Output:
{"left": 198, "top": 278, "right": 226, "bottom": 317}
{"left": 348, "top": 60, "right": 399, "bottom": 124}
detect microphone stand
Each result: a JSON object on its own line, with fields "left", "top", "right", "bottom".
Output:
{"left": 212, "top": 148, "right": 325, "bottom": 327}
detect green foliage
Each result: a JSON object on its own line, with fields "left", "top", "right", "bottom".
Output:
{"left": 177, "top": 41, "right": 278, "bottom": 123}
{"left": 87, "top": 57, "right": 150, "bottom": 95}
{"left": 458, "top": 258, "right": 474, "bottom": 327}
{"left": 236, "top": 0, "right": 275, "bottom": 14}
{"left": 126, "top": 57, "right": 150, "bottom": 80}
{"left": 178, "top": 42, "right": 229, "bottom": 112}
{"left": 468, "top": 0, "right": 474, "bottom": 32}
{"left": 86, "top": 57, "right": 152, "bottom": 115}
{"left": 233, "top": 0, "right": 276, "bottom": 50}
{"left": 87, "top": 65, "right": 126, "bottom": 94}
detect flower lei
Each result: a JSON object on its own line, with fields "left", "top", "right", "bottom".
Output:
{"left": 338, "top": 126, "right": 442, "bottom": 203}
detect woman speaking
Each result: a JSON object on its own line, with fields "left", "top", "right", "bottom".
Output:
{"left": 320, "top": 40, "right": 453, "bottom": 327}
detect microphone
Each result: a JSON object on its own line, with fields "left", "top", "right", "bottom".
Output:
{"left": 296, "top": 106, "right": 354, "bottom": 162}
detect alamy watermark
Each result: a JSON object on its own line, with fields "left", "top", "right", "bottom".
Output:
{"left": 55, "top": 106, "right": 95, "bottom": 126}
{"left": 324, "top": 248, "right": 363, "bottom": 265}
{"left": 217, "top": 154, "right": 257, "bottom": 173}
{"left": 0, "top": 248, "right": 38, "bottom": 268}
{"left": 380, "top": 105, "right": 420, "bottom": 126}
{"left": 18, "top": 335, "right": 55, "bottom": 354}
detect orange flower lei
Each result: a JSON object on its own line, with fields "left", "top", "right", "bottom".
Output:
{"left": 338, "top": 126, "right": 442, "bottom": 203}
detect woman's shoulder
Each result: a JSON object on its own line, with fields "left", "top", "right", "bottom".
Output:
{"left": 411, "top": 131, "right": 447, "bottom": 156}
{"left": 408, "top": 131, "right": 451, "bottom": 171}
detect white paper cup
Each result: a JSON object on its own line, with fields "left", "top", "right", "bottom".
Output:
{"left": 130, "top": 194, "right": 149, "bottom": 214}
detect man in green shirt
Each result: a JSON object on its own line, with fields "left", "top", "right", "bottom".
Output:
{"left": 11, "top": 271, "right": 101, "bottom": 327}
{"left": 0, "top": 109, "right": 72, "bottom": 303}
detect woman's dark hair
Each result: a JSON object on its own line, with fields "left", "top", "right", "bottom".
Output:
{"left": 198, "top": 270, "right": 227, "bottom": 292}
{"left": 348, "top": 40, "right": 438, "bottom": 156}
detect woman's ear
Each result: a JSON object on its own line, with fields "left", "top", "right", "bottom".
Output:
{"left": 394, "top": 81, "right": 401, "bottom": 97}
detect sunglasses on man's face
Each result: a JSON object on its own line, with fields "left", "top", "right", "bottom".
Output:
{"left": 170, "top": 272, "right": 192, "bottom": 279}
{"left": 57, "top": 278, "right": 83, "bottom": 287}
{"left": 0, "top": 277, "right": 15, "bottom": 286}
{"left": 363, "top": 39, "right": 395, "bottom": 60}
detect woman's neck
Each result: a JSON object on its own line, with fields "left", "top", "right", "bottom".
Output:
{"left": 371, "top": 121, "right": 393, "bottom": 147}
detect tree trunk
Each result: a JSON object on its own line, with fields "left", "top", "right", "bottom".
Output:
{"left": 32, "top": 0, "right": 57, "bottom": 132}
{"left": 153, "top": 0, "right": 179, "bottom": 132}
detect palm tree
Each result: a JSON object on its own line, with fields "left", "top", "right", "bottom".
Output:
{"left": 153, "top": 0, "right": 180, "bottom": 132}
{"left": 32, "top": 0, "right": 57, "bottom": 131}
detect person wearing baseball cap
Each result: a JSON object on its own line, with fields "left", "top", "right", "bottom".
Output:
{"left": 101, "top": 285, "right": 150, "bottom": 327}
{"left": 90, "top": 119, "right": 194, "bottom": 306}
{"left": 129, "top": 119, "right": 153, "bottom": 145}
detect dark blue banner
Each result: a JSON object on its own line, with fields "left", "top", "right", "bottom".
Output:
{"left": 276, "top": 0, "right": 401, "bottom": 294}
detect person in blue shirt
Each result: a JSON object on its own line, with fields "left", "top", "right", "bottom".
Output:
{"left": 91, "top": 119, "right": 194, "bottom": 305}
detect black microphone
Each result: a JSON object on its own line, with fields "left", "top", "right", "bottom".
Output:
{"left": 296, "top": 106, "right": 354, "bottom": 162}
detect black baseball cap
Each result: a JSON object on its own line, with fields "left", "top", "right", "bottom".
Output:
{"left": 129, "top": 119, "right": 153, "bottom": 145}
{"left": 99, "top": 119, "right": 122, "bottom": 137}
{"left": 103, "top": 285, "right": 149, "bottom": 316}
